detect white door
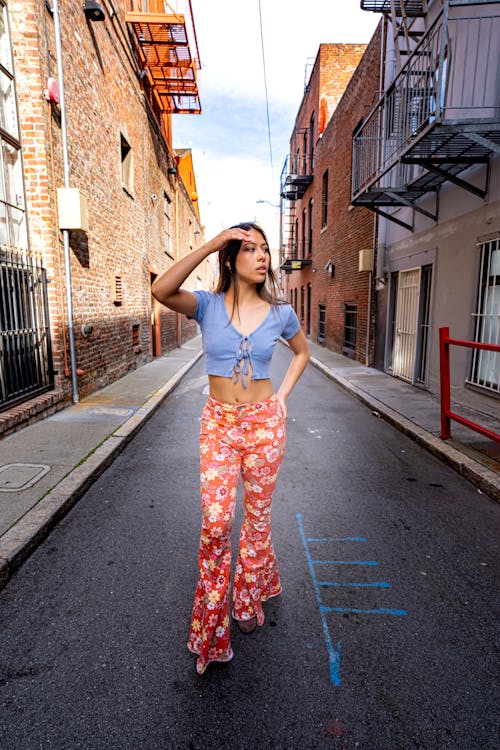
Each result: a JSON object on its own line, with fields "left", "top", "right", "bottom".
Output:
{"left": 392, "top": 268, "right": 421, "bottom": 382}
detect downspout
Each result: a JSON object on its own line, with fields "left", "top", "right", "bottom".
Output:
{"left": 175, "top": 164, "right": 181, "bottom": 346}
{"left": 52, "top": 0, "right": 79, "bottom": 403}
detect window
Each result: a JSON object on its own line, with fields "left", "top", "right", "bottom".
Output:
{"left": 111, "top": 274, "right": 123, "bottom": 306}
{"left": 321, "top": 170, "right": 328, "bottom": 229}
{"left": 302, "top": 130, "right": 308, "bottom": 175}
{"left": 318, "top": 303, "right": 326, "bottom": 345}
{"left": 469, "top": 238, "right": 500, "bottom": 393}
{"left": 300, "top": 286, "right": 305, "bottom": 321}
{"left": 163, "top": 192, "right": 172, "bottom": 257}
{"left": 120, "top": 133, "right": 133, "bottom": 194}
{"left": 308, "top": 199, "right": 313, "bottom": 256}
{"left": 301, "top": 208, "right": 307, "bottom": 258}
{"left": 0, "top": 2, "right": 26, "bottom": 247}
{"left": 343, "top": 304, "right": 357, "bottom": 358}
{"left": 309, "top": 112, "right": 315, "bottom": 171}
{"left": 293, "top": 287, "right": 298, "bottom": 312}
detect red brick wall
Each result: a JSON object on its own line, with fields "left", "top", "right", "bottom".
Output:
{"left": 285, "top": 44, "right": 372, "bottom": 354}
{"left": 285, "top": 28, "right": 382, "bottom": 364}
{"left": 312, "top": 26, "right": 382, "bottom": 362}
{"left": 9, "top": 0, "right": 204, "bottom": 404}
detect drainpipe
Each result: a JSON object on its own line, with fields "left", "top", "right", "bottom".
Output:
{"left": 174, "top": 164, "right": 181, "bottom": 346}
{"left": 52, "top": 0, "right": 79, "bottom": 403}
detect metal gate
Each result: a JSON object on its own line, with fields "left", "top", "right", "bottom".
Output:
{"left": 0, "top": 247, "right": 54, "bottom": 410}
{"left": 392, "top": 268, "right": 421, "bottom": 382}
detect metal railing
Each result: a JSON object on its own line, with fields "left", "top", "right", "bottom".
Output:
{"left": 280, "top": 153, "right": 314, "bottom": 199}
{"left": 439, "top": 326, "right": 500, "bottom": 442}
{"left": 0, "top": 247, "right": 54, "bottom": 410}
{"left": 352, "top": 4, "right": 500, "bottom": 198}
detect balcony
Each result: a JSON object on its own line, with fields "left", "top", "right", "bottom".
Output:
{"left": 352, "top": 3, "right": 500, "bottom": 231}
{"left": 280, "top": 152, "right": 313, "bottom": 200}
{"left": 280, "top": 244, "right": 312, "bottom": 273}
{"left": 360, "top": 0, "right": 425, "bottom": 15}
{"left": 125, "top": 0, "right": 201, "bottom": 114}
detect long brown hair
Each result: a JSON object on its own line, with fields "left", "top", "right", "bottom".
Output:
{"left": 214, "top": 222, "right": 283, "bottom": 322}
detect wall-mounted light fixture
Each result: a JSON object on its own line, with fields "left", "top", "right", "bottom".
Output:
{"left": 324, "top": 259, "right": 335, "bottom": 278}
{"left": 83, "top": 0, "right": 105, "bottom": 22}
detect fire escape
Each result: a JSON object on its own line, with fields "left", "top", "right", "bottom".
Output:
{"left": 280, "top": 129, "right": 313, "bottom": 273}
{"left": 125, "top": 0, "right": 201, "bottom": 116}
{"left": 352, "top": 0, "right": 500, "bottom": 231}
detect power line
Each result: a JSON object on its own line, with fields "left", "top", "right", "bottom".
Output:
{"left": 258, "top": 0, "right": 274, "bottom": 179}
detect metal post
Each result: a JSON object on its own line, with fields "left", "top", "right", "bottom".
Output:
{"left": 365, "top": 270, "right": 372, "bottom": 366}
{"left": 52, "top": 0, "right": 79, "bottom": 403}
{"left": 439, "top": 326, "right": 451, "bottom": 439}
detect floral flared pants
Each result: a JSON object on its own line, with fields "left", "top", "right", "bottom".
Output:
{"left": 187, "top": 394, "right": 286, "bottom": 675}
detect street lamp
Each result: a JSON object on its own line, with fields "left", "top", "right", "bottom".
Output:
{"left": 256, "top": 199, "right": 279, "bottom": 208}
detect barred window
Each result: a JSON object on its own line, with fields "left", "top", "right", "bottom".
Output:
{"left": 469, "top": 238, "right": 500, "bottom": 393}
{"left": 321, "top": 170, "right": 328, "bottom": 229}
{"left": 0, "top": 2, "right": 26, "bottom": 247}
{"left": 308, "top": 198, "right": 313, "bottom": 255}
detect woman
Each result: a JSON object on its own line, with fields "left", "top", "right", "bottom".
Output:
{"left": 151, "top": 222, "right": 310, "bottom": 675}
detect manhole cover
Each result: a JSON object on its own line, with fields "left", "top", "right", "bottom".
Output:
{"left": 0, "top": 463, "right": 51, "bottom": 491}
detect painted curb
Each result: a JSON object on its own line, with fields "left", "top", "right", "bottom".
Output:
{"left": 0, "top": 349, "right": 203, "bottom": 591}
{"left": 309, "top": 355, "right": 500, "bottom": 504}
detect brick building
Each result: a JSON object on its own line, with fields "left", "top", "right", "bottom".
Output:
{"left": 353, "top": 0, "right": 500, "bottom": 422}
{"left": 1, "top": 0, "right": 209, "bottom": 435}
{"left": 280, "top": 35, "right": 382, "bottom": 363}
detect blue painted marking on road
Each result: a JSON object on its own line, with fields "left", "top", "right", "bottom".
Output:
{"left": 307, "top": 536, "right": 367, "bottom": 542}
{"left": 321, "top": 606, "right": 408, "bottom": 616}
{"left": 312, "top": 560, "right": 379, "bottom": 566}
{"left": 297, "top": 513, "right": 409, "bottom": 687}
{"left": 317, "top": 581, "right": 391, "bottom": 588}
{"left": 297, "top": 513, "right": 342, "bottom": 686}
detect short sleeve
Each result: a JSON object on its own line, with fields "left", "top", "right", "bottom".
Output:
{"left": 188, "top": 290, "right": 213, "bottom": 324}
{"left": 281, "top": 305, "right": 301, "bottom": 340}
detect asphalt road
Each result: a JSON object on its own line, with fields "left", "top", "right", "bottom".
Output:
{"left": 1, "top": 344, "right": 498, "bottom": 750}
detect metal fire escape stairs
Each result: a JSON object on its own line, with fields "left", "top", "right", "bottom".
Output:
{"left": 280, "top": 129, "right": 313, "bottom": 273}
{"left": 125, "top": 0, "right": 201, "bottom": 115}
{"left": 353, "top": 0, "right": 500, "bottom": 231}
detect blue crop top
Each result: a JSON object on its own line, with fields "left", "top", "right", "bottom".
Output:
{"left": 189, "top": 291, "right": 300, "bottom": 387}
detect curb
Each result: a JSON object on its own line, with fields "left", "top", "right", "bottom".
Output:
{"left": 309, "top": 355, "right": 500, "bottom": 504}
{"left": 0, "top": 349, "right": 203, "bottom": 592}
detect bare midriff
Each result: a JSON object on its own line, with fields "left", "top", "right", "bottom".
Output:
{"left": 208, "top": 368, "right": 274, "bottom": 404}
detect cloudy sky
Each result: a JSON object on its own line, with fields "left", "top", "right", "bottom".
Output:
{"left": 172, "top": 1, "right": 380, "bottom": 244}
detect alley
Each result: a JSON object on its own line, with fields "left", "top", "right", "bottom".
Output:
{"left": 0, "top": 344, "right": 498, "bottom": 750}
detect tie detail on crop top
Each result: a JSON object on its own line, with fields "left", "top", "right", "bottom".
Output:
{"left": 188, "top": 291, "right": 301, "bottom": 387}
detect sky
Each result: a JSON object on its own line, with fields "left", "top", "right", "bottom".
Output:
{"left": 172, "top": 1, "right": 380, "bottom": 245}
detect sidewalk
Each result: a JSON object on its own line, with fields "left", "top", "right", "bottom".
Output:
{"left": 0, "top": 335, "right": 498, "bottom": 591}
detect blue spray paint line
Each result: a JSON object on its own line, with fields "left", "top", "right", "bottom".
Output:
{"left": 312, "top": 560, "right": 379, "bottom": 566}
{"left": 321, "top": 606, "right": 408, "bottom": 616}
{"left": 307, "top": 536, "right": 367, "bottom": 542}
{"left": 297, "top": 513, "right": 342, "bottom": 686}
{"left": 318, "top": 581, "right": 391, "bottom": 588}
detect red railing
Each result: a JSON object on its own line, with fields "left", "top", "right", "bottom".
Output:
{"left": 439, "top": 327, "right": 500, "bottom": 442}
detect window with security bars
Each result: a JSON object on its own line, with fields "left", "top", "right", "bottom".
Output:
{"left": 0, "top": 2, "right": 26, "bottom": 248}
{"left": 343, "top": 304, "right": 357, "bottom": 358}
{"left": 321, "top": 170, "right": 328, "bottom": 229}
{"left": 469, "top": 238, "right": 500, "bottom": 393}
{"left": 318, "top": 303, "right": 326, "bottom": 345}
